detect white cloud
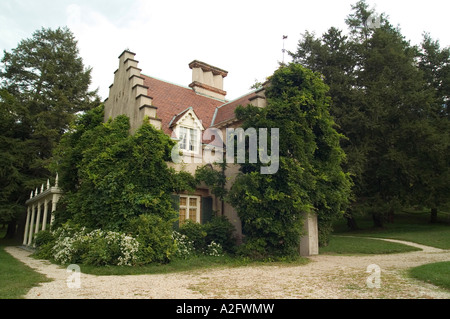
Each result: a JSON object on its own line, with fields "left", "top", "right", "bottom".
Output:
{"left": 64, "top": 0, "right": 450, "bottom": 102}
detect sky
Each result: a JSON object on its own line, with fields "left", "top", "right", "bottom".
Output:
{"left": 1, "top": 0, "right": 449, "bottom": 101}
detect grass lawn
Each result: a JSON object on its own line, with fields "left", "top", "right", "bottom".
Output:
{"left": 320, "top": 235, "right": 421, "bottom": 255}
{"left": 0, "top": 245, "right": 51, "bottom": 299}
{"left": 409, "top": 261, "right": 450, "bottom": 291}
{"left": 332, "top": 210, "right": 450, "bottom": 249}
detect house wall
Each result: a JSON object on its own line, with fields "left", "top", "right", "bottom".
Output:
{"left": 104, "top": 50, "right": 161, "bottom": 132}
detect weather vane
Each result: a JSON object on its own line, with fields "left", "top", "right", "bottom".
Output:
{"left": 282, "top": 35, "right": 288, "bottom": 64}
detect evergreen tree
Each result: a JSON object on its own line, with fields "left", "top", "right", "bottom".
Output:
{"left": 290, "top": 0, "right": 450, "bottom": 227}
{"left": 0, "top": 27, "right": 98, "bottom": 238}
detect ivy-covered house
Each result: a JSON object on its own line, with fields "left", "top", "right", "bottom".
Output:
{"left": 103, "top": 50, "right": 318, "bottom": 256}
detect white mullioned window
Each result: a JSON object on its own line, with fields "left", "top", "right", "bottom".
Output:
{"left": 179, "top": 195, "right": 200, "bottom": 224}
{"left": 178, "top": 126, "right": 199, "bottom": 153}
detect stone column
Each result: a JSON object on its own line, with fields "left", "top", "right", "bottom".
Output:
{"left": 50, "top": 194, "right": 60, "bottom": 227}
{"left": 299, "top": 212, "right": 319, "bottom": 256}
{"left": 34, "top": 202, "right": 42, "bottom": 234}
{"left": 27, "top": 204, "right": 36, "bottom": 245}
{"left": 42, "top": 199, "right": 49, "bottom": 231}
{"left": 23, "top": 206, "right": 31, "bottom": 245}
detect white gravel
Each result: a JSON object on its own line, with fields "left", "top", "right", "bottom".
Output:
{"left": 5, "top": 238, "right": 450, "bottom": 299}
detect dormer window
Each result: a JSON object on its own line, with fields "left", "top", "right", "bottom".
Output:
{"left": 170, "top": 107, "right": 204, "bottom": 155}
{"left": 179, "top": 126, "right": 199, "bottom": 153}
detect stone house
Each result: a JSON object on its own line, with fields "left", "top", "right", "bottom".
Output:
{"left": 103, "top": 50, "right": 318, "bottom": 256}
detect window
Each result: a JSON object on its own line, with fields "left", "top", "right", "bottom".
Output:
{"left": 178, "top": 126, "right": 199, "bottom": 153}
{"left": 179, "top": 195, "right": 200, "bottom": 224}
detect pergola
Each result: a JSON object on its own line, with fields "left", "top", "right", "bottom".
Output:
{"left": 23, "top": 175, "right": 63, "bottom": 246}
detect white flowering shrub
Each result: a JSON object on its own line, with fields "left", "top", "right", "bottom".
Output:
{"left": 205, "top": 241, "right": 223, "bottom": 257}
{"left": 50, "top": 223, "right": 139, "bottom": 266}
{"left": 172, "top": 231, "right": 223, "bottom": 258}
{"left": 172, "top": 231, "right": 196, "bottom": 259}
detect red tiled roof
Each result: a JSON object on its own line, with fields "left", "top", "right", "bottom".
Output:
{"left": 211, "top": 91, "right": 258, "bottom": 127}
{"left": 142, "top": 75, "right": 225, "bottom": 135}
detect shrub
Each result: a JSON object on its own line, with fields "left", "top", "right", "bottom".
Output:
{"left": 178, "top": 220, "right": 207, "bottom": 252}
{"left": 126, "top": 214, "right": 176, "bottom": 264}
{"left": 47, "top": 222, "right": 139, "bottom": 266}
{"left": 172, "top": 231, "right": 196, "bottom": 259}
{"left": 203, "top": 216, "right": 236, "bottom": 254}
{"left": 33, "top": 230, "right": 55, "bottom": 259}
{"left": 175, "top": 218, "right": 235, "bottom": 257}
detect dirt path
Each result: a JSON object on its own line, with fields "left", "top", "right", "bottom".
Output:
{"left": 5, "top": 239, "right": 450, "bottom": 299}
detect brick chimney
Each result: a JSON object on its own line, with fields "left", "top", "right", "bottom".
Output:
{"left": 188, "top": 60, "right": 228, "bottom": 100}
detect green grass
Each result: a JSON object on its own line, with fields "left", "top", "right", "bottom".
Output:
{"left": 409, "top": 261, "right": 450, "bottom": 291}
{"left": 0, "top": 245, "right": 51, "bottom": 299}
{"left": 78, "top": 254, "right": 310, "bottom": 276}
{"left": 332, "top": 210, "right": 450, "bottom": 249}
{"left": 319, "top": 235, "right": 421, "bottom": 255}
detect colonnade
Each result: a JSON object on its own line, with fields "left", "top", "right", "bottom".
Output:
{"left": 23, "top": 175, "right": 62, "bottom": 246}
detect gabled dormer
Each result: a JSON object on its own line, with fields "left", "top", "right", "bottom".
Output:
{"left": 169, "top": 107, "right": 205, "bottom": 154}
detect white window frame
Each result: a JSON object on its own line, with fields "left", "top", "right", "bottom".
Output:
{"left": 178, "top": 126, "right": 200, "bottom": 154}
{"left": 179, "top": 195, "right": 201, "bottom": 224}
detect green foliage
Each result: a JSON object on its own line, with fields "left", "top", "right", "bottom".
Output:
{"left": 178, "top": 220, "right": 207, "bottom": 252}
{"left": 290, "top": 0, "right": 450, "bottom": 227}
{"left": 229, "top": 63, "right": 352, "bottom": 257}
{"left": 204, "top": 216, "right": 236, "bottom": 253}
{"left": 33, "top": 230, "right": 55, "bottom": 259}
{"left": 0, "top": 27, "right": 98, "bottom": 237}
{"left": 126, "top": 214, "right": 177, "bottom": 264}
{"left": 175, "top": 217, "right": 236, "bottom": 257}
{"left": 53, "top": 109, "right": 195, "bottom": 231}
{"left": 36, "top": 221, "right": 140, "bottom": 266}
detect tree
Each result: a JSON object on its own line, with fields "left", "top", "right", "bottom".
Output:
{"left": 228, "top": 63, "right": 352, "bottom": 258}
{"left": 413, "top": 35, "right": 450, "bottom": 222}
{"left": 0, "top": 27, "right": 98, "bottom": 238}
{"left": 53, "top": 107, "right": 196, "bottom": 232}
{"left": 290, "top": 0, "right": 450, "bottom": 228}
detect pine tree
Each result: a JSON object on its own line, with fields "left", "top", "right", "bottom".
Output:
{"left": 0, "top": 27, "right": 98, "bottom": 238}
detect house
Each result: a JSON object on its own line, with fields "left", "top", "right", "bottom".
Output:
{"left": 103, "top": 50, "right": 318, "bottom": 256}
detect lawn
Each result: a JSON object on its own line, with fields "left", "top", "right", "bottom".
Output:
{"left": 332, "top": 210, "right": 450, "bottom": 249}
{"left": 409, "top": 261, "right": 450, "bottom": 291}
{"left": 319, "top": 235, "right": 421, "bottom": 255}
{"left": 0, "top": 245, "right": 51, "bottom": 299}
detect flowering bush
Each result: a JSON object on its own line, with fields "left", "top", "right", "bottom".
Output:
{"left": 205, "top": 241, "right": 223, "bottom": 257}
{"left": 172, "top": 230, "right": 223, "bottom": 258}
{"left": 172, "top": 231, "right": 196, "bottom": 259}
{"left": 42, "top": 222, "right": 140, "bottom": 266}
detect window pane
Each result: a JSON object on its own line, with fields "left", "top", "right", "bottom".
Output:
{"left": 189, "top": 208, "right": 197, "bottom": 221}
{"left": 179, "top": 197, "right": 187, "bottom": 207}
{"left": 179, "top": 127, "right": 188, "bottom": 150}
{"left": 189, "top": 197, "right": 197, "bottom": 207}
{"left": 179, "top": 208, "right": 186, "bottom": 224}
{"left": 189, "top": 128, "right": 197, "bottom": 152}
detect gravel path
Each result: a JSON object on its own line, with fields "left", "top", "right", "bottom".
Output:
{"left": 5, "top": 238, "right": 450, "bottom": 299}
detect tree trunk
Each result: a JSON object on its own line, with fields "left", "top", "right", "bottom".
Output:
{"left": 4, "top": 219, "right": 17, "bottom": 239}
{"left": 346, "top": 214, "right": 359, "bottom": 231}
{"left": 387, "top": 208, "right": 394, "bottom": 223}
{"left": 430, "top": 207, "right": 438, "bottom": 223}
{"left": 372, "top": 213, "right": 384, "bottom": 228}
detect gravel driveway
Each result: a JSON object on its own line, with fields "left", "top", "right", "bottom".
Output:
{"left": 5, "top": 238, "right": 450, "bottom": 299}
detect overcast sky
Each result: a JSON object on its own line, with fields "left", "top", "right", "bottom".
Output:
{"left": 1, "top": 0, "right": 449, "bottom": 101}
